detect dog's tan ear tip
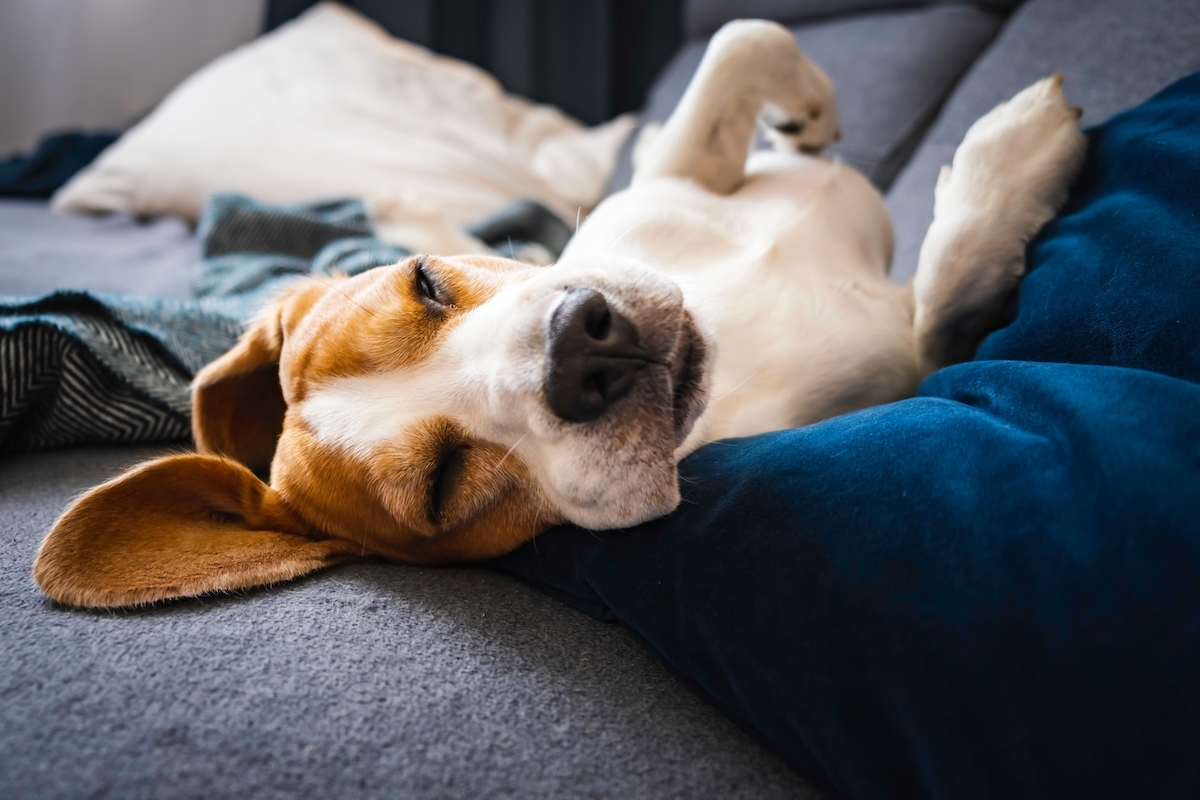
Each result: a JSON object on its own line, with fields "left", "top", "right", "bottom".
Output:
{"left": 28, "top": 453, "right": 361, "bottom": 610}
{"left": 30, "top": 554, "right": 73, "bottom": 608}
{"left": 32, "top": 521, "right": 361, "bottom": 610}
{"left": 31, "top": 560, "right": 121, "bottom": 611}
{"left": 31, "top": 518, "right": 162, "bottom": 610}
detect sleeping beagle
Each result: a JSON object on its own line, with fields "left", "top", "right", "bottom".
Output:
{"left": 33, "top": 21, "right": 1086, "bottom": 608}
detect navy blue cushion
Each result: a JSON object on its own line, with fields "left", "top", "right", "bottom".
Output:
{"left": 977, "top": 75, "right": 1200, "bottom": 380}
{"left": 0, "top": 131, "right": 118, "bottom": 199}
{"left": 493, "top": 72, "right": 1200, "bottom": 799}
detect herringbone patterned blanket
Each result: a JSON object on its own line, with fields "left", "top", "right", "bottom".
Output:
{"left": 0, "top": 195, "right": 417, "bottom": 452}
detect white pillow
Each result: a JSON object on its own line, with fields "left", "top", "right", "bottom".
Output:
{"left": 52, "top": 2, "right": 634, "bottom": 244}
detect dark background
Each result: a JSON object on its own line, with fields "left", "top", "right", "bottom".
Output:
{"left": 265, "top": 0, "right": 684, "bottom": 125}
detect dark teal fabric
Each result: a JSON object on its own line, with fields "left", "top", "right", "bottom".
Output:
{"left": 0, "top": 131, "right": 118, "bottom": 199}
{"left": 492, "top": 73, "right": 1200, "bottom": 799}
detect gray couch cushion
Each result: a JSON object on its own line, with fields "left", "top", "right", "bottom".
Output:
{"left": 0, "top": 446, "right": 820, "bottom": 799}
{"left": 886, "top": 0, "right": 1200, "bottom": 283}
{"left": 0, "top": 200, "right": 202, "bottom": 299}
{"left": 685, "top": 0, "right": 1023, "bottom": 39}
{"left": 606, "top": 3, "right": 1005, "bottom": 195}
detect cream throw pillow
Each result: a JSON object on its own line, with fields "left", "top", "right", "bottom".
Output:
{"left": 52, "top": 2, "right": 634, "bottom": 249}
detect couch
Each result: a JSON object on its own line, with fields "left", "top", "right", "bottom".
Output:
{"left": 2, "top": 1, "right": 1198, "bottom": 797}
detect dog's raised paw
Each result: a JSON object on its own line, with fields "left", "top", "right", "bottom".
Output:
{"left": 938, "top": 74, "right": 1088, "bottom": 224}
{"left": 912, "top": 76, "right": 1089, "bottom": 372}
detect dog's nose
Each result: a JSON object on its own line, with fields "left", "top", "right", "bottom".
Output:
{"left": 544, "top": 288, "right": 651, "bottom": 422}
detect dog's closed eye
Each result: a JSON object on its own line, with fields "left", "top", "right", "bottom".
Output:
{"left": 414, "top": 256, "right": 454, "bottom": 309}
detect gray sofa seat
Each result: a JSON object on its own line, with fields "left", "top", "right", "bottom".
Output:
{"left": 886, "top": 0, "right": 1200, "bottom": 282}
{"left": 607, "top": 2, "right": 1008, "bottom": 194}
{"left": 0, "top": 446, "right": 819, "bottom": 799}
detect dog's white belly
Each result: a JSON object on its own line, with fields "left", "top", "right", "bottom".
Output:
{"left": 567, "top": 152, "right": 919, "bottom": 450}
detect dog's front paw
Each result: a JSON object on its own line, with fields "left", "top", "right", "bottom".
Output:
{"left": 912, "top": 76, "right": 1087, "bottom": 372}
{"left": 937, "top": 75, "right": 1087, "bottom": 232}
{"left": 762, "top": 95, "right": 841, "bottom": 155}
{"left": 758, "top": 48, "right": 841, "bottom": 155}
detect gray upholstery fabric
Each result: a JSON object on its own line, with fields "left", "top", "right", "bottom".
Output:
{"left": 685, "top": 0, "right": 1023, "bottom": 39}
{"left": 0, "top": 446, "right": 821, "bottom": 799}
{"left": 0, "top": 200, "right": 202, "bottom": 300}
{"left": 885, "top": 0, "right": 1200, "bottom": 283}
{"left": 606, "top": 3, "right": 1004, "bottom": 195}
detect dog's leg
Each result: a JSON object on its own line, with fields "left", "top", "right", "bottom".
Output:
{"left": 633, "top": 20, "right": 840, "bottom": 196}
{"left": 911, "top": 75, "right": 1087, "bottom": 373}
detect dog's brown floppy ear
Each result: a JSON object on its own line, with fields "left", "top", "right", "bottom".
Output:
{"left": 192, "top": 299, "right": 290, "bottom": 473}
{"left": 32, "top": 454, "right": 361, "bottom": 609}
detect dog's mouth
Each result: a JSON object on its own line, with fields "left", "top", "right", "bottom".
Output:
{"left": 666, "top": 311, "right": 710, "bottom": 445}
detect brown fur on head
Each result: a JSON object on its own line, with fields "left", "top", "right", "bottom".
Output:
{"left": 34, "top": 253, "right": 710, "bottom": 608}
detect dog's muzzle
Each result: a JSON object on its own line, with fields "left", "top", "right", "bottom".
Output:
{"left": 543, "top": 288, "right": 653, "bottom": 422}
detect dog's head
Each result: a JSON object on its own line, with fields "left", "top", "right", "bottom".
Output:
{"left": 34, "top": 254, "right": 712, "bottom": 608}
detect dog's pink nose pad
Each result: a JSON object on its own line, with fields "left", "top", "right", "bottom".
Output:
{"left": 544, "top": 288, "right": 651, "bottom": 422}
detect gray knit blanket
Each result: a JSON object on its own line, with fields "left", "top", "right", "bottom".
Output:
{"left": 0, "top": 195, "right": 567, "bottom": 453}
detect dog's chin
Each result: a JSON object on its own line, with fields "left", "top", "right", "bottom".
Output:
{"left": 562, "top": 485, "right": 681, "bottom": 531}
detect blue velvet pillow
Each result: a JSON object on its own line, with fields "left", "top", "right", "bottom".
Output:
{"left": 492, "top": 73, "right": 1200, "bottom": 800}
{"left": 977, "top": 75, "right": 1200, "bottom": 380}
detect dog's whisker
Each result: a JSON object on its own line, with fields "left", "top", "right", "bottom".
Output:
{"left": 594, "top": 204, "right": 642, "bottom": 253}
{"left": 605, "top": 217, "right": 652, "bottom": 255}
{"left": 493, "top": 432, "right": 529, "bottom": 473}
{"left": 304, "top": 274, "right": 378, "bottom": 317}
{"left": 712, "top": 369, "right": 762, "bottom": 403}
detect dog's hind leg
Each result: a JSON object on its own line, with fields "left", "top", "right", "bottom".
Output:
{"left": 632, "top": 20, "right": 841, "bottom": 196}
{"left": 911, "top": 75, "right": 1087, "bottom": 374}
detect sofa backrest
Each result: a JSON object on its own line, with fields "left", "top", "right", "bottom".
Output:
{"left": 685, "top": 0, "right": 1023, "bottom": 39}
